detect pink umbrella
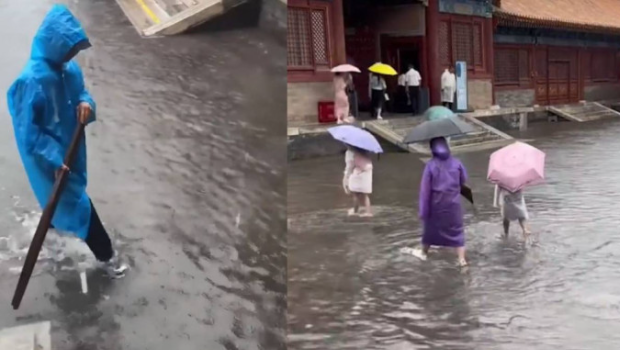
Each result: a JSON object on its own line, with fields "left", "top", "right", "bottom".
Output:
{"left": 331, "top": 64, "right": 361, "bottom": 73}
{"left": 487, "top": 141, "right": 546, "bottom": 192}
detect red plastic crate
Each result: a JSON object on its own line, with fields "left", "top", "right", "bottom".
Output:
{"left": 318, "top": 101, "right": 337, "bottom": 124}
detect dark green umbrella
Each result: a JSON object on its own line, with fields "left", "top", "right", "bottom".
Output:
{"left": 425, "top": 105, "right": 455, "bottom": 121}
{"left": 403, "top": 116, "right": 476, "bottom": 144}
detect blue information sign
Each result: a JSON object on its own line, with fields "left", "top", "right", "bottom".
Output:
{"left": 455, "top": 61, "right": 468, "bottom": 112}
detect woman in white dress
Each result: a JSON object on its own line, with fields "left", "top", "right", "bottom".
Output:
{"left": 441, "top": 67, "right": 456, "bottom": 110}
{"left": 494, "top": 185, "right": 531, "bottom": 239}
{"left": 333, "top": 73, "right": 350, "bottom": 124}
{"left": 343, "top": 146, "right": 373, "bottom": 217}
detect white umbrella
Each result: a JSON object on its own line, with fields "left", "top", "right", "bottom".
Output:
{"left": 331, "top": 64, "right": 361, "bottom": 73}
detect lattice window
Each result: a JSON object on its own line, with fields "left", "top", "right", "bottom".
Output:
{"left": 472, "top": 23, "right": 482, "bottom": 67}
{"left": 310, "top": 10, "right": 329, "bottom": 66}
{"left": 287, "top": 4, "right": 331, "bottom": 70}
{"left": 582, "top": 52, "right": 591, "bottom": 81}
{"left": 453, "top": 22, "right": 473, "bottom": 66}
{"left": 288, "top": 7, "right": 312, "bottom": 68}
{"left": 494, "top": 48, "right": 519, "bottom": 84}
{"left": 440, "top": 15, "right": 488, "bottom": 73}
{"left": 535, "top": 49, "right": 547, "bottom": 78}
{"left": 439, "top": 20, "right": 450, "bottom": 67}
{"left": 591, "top": 52, "right": 604, "bottom": 80}
{"left": 518, "top": 49, "right": 529, "bottom": 80}
{"left": 591, "top": 50, "right": 616, "bottom": 81}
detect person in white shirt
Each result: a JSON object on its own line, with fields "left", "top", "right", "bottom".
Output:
{"left": 404, "top": 64, "right": 422, "bottom": 115}
{"left": 369, "top": 72, "right": 387, "bottom": 120}
{"left": 441, "top": 66, "right": 457, "bottom": 110}
{"left": 397, "top": 73, "right": 406, "bottom": 86}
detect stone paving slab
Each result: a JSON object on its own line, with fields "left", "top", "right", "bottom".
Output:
{"left": 0, "top": 321, "right": 51, "bottom": 350}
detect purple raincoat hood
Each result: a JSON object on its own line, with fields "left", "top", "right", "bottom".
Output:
{"left": 430, "top": 137, "right": 450, "bottom": 160}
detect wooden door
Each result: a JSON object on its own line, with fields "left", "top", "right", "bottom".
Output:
{"left": 534, "top": 47, "right": 549, "bottom": 105}
{"left": 548, "top": 61, "right": 570, "bottom": 104}
{"left": 535, "top": 46, "right": 580, "bottom": 105}
{"left": 380, "top": 35, "right": 426, "bottom": 106}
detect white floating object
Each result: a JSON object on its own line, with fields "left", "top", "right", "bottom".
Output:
{"left": 80, "top": 271, "right": 88, "bottom": 294}
{"left": 400, "top": 247, "right": 427, "bottom": 261}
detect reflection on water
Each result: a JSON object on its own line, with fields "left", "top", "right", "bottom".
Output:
{"left": 288, "top": 119, "right": 620, "bottom": 349}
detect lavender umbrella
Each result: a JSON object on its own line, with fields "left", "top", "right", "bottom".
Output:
{"left": 328, "top": 125, "right": 383, "bottom": 153}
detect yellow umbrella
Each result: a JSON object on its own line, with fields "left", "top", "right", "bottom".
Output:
{"left": 368, "top": 62, "right": 397, "bottom": 76}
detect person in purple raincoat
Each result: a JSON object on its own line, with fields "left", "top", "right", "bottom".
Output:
{"left": 418, "top": 137, "right": 468, "bottom": 266}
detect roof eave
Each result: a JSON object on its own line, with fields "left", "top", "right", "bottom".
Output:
{"left": 495, "top": 10, "right": 620, "bottom": 35}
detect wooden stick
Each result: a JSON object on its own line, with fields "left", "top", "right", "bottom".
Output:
{"left": 12, "top": 123, "right": 86, "bottom": 310}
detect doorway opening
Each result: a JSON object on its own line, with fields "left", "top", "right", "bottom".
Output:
{"left": 381, "top": 35, "right": 426, "bottom": 116}
{"left": 399, "top": 48, "right": 421, "bottom": 74}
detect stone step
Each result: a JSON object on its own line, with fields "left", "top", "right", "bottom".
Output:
{"left": 561, "top": 105, "right": 602, "bottom": 112}
{"left": 572, "top": 113, "right": 616, "bottom": 121}
{"left": 392, "top": 122, "right": 487, "bottom": 136}
{"left": 411, "top": 133, "right": 501, "bottom": 148}
{"left": 0, "top": 322, "right": 51, "bottom": 350}
{"left": 451, "top": 135, "right": 503, "bottom": 147}
{"left": 450, "top": 130, "right": 489, "bottom": 140}
{"left": 365, "top": 115, "right": 511, "bottom": 154}
{"left": 551, "top": 102, "right": 620, "bottom": 122}
{"left": 385, "top": 119, "right": 425, "bottom": 129}
{"left": 580, "top": 114, "right": 618, "bottom": 121}
{"left": 563, "top": 108, "right": 607, "bottom": 116}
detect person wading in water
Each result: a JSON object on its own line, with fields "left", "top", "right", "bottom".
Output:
{"left": 7, "top": 5, "right": 128, "bottom": 278}
{"left": 417, "top": 137, "right": 468, "bottom": 266}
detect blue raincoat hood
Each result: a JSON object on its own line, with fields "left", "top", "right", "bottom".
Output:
{"left": 31, "top": 5, "right": 90, "bottom": 64}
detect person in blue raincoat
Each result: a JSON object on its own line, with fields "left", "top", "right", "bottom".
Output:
{"left": 7, "top": 5, "right": 127, "bottom": 278}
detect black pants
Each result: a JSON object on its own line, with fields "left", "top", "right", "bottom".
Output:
{"left": 442, "top": 101, "right": 453, "bottom": 110}
{"left": 347, "top": 89, "right": 359, "bottom": 118}
{"left": 84, "top": 200, "right": 114, "bottom": 262}
{"left": 408, "top": 86, "right": 420, "bottom": 115}
{"left": 395, "top": 86, "right": 408, "bottom": 113}
{"left": 370, "top": 89, "right": 385, "bottom": 118}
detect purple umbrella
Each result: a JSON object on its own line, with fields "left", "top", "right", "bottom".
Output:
{"left": 328, "top": 125, "right": 383, "bottom": 153}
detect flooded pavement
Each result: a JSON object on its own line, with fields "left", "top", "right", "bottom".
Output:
{"left": 0, "top": 1, "right": 285, "bottom": 349}
{"left": 288, "top": 119, "right": 620, "bottom": 350}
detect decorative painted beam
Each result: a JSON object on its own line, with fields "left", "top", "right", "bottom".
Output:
{"left": 439, "top": 0, "right": 492, "bottom": 18}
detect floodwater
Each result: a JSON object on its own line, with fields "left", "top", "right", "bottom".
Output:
{"left": 288, "top": 119, "right": 620, "bottom": 350}
{"left": 0, "top": 1, "right": 285, "bottom": 349}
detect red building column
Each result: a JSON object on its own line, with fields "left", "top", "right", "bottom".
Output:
{"left": 332, "top": 0, "right": 346, "bottom": 65}
{"left": 486, "top": 17, "right": 495, "bottom": 104}
{"left": 426, "top": 0, "right": 440, "bottom": 106}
